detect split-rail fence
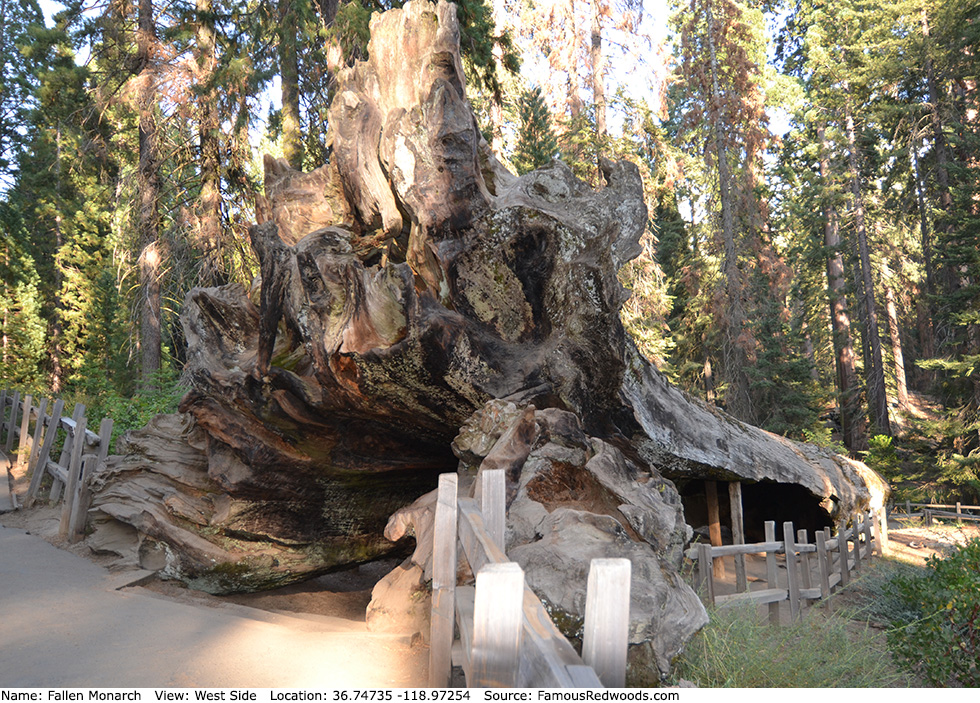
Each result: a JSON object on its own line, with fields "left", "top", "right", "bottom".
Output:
{"left": 889, "top": 500, "right": 980, "bottom": 526}
{"left": 688, "top": 511, "right": 885, "bottom": 622}
{"left": 428, "top": 469, "right": 632, "bottom": 688}
{"left": 0, "top": 389, "right": 113, "bottom": 541}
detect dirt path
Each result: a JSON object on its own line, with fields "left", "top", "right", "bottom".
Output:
{"left": 0, "top": 502, "right": 428, "bottom": 687}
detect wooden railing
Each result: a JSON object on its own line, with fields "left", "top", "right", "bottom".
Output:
{"left": 0, "top": 389, "right": 113, "bottom": 541}
{"left": 429, "top": 469, "right": 631, "bottom": 688}
{"left": 890, "top": 500, "right": 980, "bottom": 525}
{"left": 688, "top": 511, "right": 884, "bottom": 623}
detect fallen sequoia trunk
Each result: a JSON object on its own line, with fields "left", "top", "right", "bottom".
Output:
{"left": 86, "top": 0, "right": 887, "bottom": 678}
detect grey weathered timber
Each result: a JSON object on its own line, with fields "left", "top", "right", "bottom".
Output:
{"left": 515, "top": 587, "right": 600, "bottom": 688}
{"left": 58, "top": 415, "right": 102, "bottom": 445}
{"left": 797, "top": 528, "right": 812, "bottom": 593}
{"left": 67, "top": 417, "right": 113, "bottom": 542}
{"left": 428, "top": 472, "right": 458, "bottom": 688}
{"left": 479, "top": 469, "right": 506, "bottom": 551}
{"left": 582, "top": 558, "right": 630, "bottom": 687}
{"left": 862, "top": 515, "right": 874, "bottom": 560}
{"left": 472, "top": 562, "right": 524, "bottom": 687}
{"left": 566, "top": 666, "right": 602, "bottom": 688}
{"left": 458, "top": 498, "right": 508, "bottom": 574}
{"left": 16, "top": 394, "right": 33, "bottom": 468}
{"left": 729, "top": 481, "right": 747, "bottom": 592}
{"left": 783, "top": 522, "right": 801, "bottom": 621}
{"left": 26, "top": 397, "right": 49, "bottom": 476}
{"left": 852, "top": 517, "right": 863, "bottom": 574}
{"left": 59, "top": 415, "right": 88, "bottom": 538}
{"left": 697, "top": 543, "right": 715, "bottom": 604}
{"left": 705, "top": 480, "right": 725, "bottom": 578}
{"left": 716, "top": 588, "right": 787, "bottom": 606}
{"left": 924, "top": 508, "right": 933, "bottom": 526}
{"left": 4, "top": 391, "right": 20, "bottom": 453}
{"left": 67, "top": 455, "right": 96, "bottom": 541}
{"left": 874, "top": 507, "right": 888, "bottom": 552}
{"left": 816, "top": 530, "right": 831, "bottom": 605}
{"left": 837, "top": 522, "right": 850, "bottom": 587}
{"left": 454, "top": 586, "right": 476, "bottom": 682}
{"left": 764, "top": 521, "right": 779, "bottom": 625}
{"left": 26, "top": 398, "right": 65, "bottom": 506}
{"left": 50, "top": 403, "right": 84, "bottom": 503}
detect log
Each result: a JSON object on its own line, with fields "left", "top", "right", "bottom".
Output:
{"left": 82, "top": 0, "right": 889, "bottom": 679}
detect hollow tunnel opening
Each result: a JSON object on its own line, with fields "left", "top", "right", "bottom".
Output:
{"left": 678, "top": 478, "right": 833, "bottom": 543}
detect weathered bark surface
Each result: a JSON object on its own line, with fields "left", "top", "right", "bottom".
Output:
{"left": 89, "top": 0, "right": 887, "bottom": 678}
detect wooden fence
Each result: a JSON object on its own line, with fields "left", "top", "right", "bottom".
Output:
{"left": 889, "top": 500, "right": 980, "bottom": 525}
{"left": 428, "top": 469, "right": 631, "bottom": 688}
{"left": 0, "top": 389, "right": 113, "bottom": 541}
{"left": 688, "top": 511, "right": 884, "bottom": 623}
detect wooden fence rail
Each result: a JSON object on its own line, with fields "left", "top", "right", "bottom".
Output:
{"left": 0, "top": 389, "right": 113, "bottom": 541}
{"left": 429, "top": 469, "right": 630, "bottom": 688}
{"left": 689, "top": 511, "right": 883, "bottom": 623}
{"left": 889, "top": 500, "right": 980, "bottom": 524}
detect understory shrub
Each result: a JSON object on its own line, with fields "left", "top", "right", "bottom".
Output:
{"left": 886, "top": 538, "right": 980, "bottom": 686}
{"left": 671, "top": 602, "right": 906, "bottom": 687}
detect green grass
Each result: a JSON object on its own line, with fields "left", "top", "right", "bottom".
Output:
{"left": 670, "top": 600, "right": 910, "bottom": 688}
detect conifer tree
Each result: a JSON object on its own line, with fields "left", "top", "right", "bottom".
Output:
{"left": 513, "top": 87, "right": 558, "bottom": 175}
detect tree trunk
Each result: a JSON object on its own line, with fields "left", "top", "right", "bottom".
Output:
{"left": 138, "top": 0, "right": 162, "bottom": 387}
{"left": 911, "top": 135, "right": 936, "bottom": 373}
{"left": 279, "top": 0, "right": 303, "bottom": 170}
{"left": 706, "top": 0, "right": 752, "bottom": 423}
{"left": 196, "top": 0, "right": 223, "bottom": 285}
{"left": 818, "top": 123, "right": 866, "bottom": 451}
{"left": 845, "top": 106, "right": 890, "bottom": 436}
{"left": 883, "top": 264, "right": 909, "bottom": 411}
{"left": 590, "top": 0, "right": 607, "bottom": 171}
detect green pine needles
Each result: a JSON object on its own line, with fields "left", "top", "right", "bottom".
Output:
{"left": 513, "top": 87, "right": 558, "bottom": 175}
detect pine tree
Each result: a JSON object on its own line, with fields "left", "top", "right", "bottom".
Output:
{"left": 513, "top": 87, "right": 558, "bottom": 175}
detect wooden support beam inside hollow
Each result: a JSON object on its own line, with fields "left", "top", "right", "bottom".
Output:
{"left": 705, "top": 480, "right": 726, "bottom": 578}
{"left": 729, "top": 481, "right": 746, "bottom": 592}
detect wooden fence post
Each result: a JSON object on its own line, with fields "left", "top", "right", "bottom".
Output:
{"left": 66, "top": 417, "right": 113, "bottom": 543}
{"left": 472, "top": 562, "right": 524, "bottom": 687}
{"left": 429, "top": 472, "right": 459, "bottom": 688}
{"left": 4, "top": 390, "right": 20, "bottom": 453}
{"left": 729, "top": 481, "right": 747, "bottom": 592}
{"left": 26, "top": 398, "right": 48, "bottom": 475}
{"left": 852, "top": 516, "right": 863, "bottom": 574}
{"left": 26, "top": 398, "right": 64, "bottom": 507}
{"left": 59, "top": 416, "right": 87, "bottom": 537}
{"left": 697, "top": 543, "right": 715, "bottom": 604}
{"left": 924, "top": 509, "right": 933, "bottom": 526}
{"left": 583, "top": 558, "right": 631, "bottom": 688}
{"left": 16, "top": 394, "right": 33, "bottom": 468}
{"left": 862, "top": 514, "right": 874, "bottom": 561}
{"left": 797, "top": 528, "right": 812, "bottom": 597}
{"left": 838, "top": 523, "right": 850, "bottom": 587}
{"left": 764, "top": 521, "right": 779, "bottom": 625}
{"left": 783, "top": 522, "right": 801, "bottom": 621}
{"left": 49, "top": 403, "right": 84, "bottom": 503}
{"left": 480, "top": 468, "right": 506, "bottom": 551}
{"left": 816, "top": 530, "right": 831, "bottom": 606}
{"left": 874, "top": 507, "right": 888, "bottom": 554}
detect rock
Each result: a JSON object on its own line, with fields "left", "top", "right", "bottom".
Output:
{"left": 365, "top": 558, "right": 430, "bottom": 638}
{"left": 453, "top": 400, "right": 705, "bottom": 677}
